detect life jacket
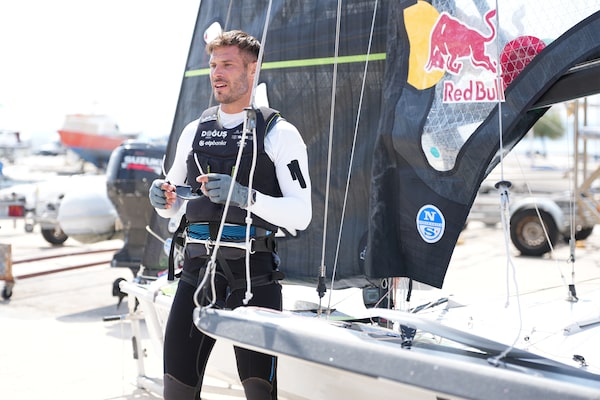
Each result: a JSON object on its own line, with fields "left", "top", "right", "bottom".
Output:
{"left": 184, "top": 106, "right": 283, "bottom": 232}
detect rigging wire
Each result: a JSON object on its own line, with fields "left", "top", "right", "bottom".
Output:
{"left": 566, "top": 99, "right": 580, "bottom": 301}
{"left": 206, "top": 0, "right": 235, "bottom": 110}
{"left": 487, "top": 0, "right": 580, "bottom": 364}
{"left": 317, "top": 0, "right": 343, "bottom": 314}
{"left": 250, "top": 0, "right": 273, "bottom": 108}
{"left": 243, "top": 110, "right": 260, "bottom": 304}
{"left": 510, "top": 156, "right": 569, "bottom": 286}
{"left": 326, "top": 0, "right": 379, "bottom": 314}
{"left": 506, "top": 103, "right": 582, "bottom": 298}
{"left": 489, "top": 0, "right": 523, "bottom": 364}
{"left": 224, "top": 0, "right": 234, "bottom": 31}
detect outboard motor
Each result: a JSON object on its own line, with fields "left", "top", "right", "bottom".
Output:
{"left": 106, "top": 140, "right": 165, "bottom": 274}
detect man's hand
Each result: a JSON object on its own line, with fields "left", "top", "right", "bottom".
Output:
{"left": 149, "top": 179, "right": 176, "bottom": 209}
{"left": 200, "top": 173, "right": 252, "bottom": 209}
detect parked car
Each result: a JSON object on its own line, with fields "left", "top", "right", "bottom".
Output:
{"left": 469, "top": 183, "right": 598, "bottom": 257}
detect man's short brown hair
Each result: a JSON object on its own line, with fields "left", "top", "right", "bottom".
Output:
{"left": 206, "top": 30, "right": 260, "bottom": 63}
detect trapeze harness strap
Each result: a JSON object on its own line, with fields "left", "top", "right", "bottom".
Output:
{"left": 179, "top": 222, "right": 283, "bottom": 290}
{"left": 166, "top": 218, "right": 282, "bottom": 287}
{"left": 167, "top": 215, "right": 188, "bottom": 281}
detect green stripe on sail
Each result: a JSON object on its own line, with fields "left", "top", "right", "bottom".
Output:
{"left": 184, "top": 52, "right": 386, "bottom": 78}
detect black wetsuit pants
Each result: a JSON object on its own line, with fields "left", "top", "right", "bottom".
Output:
{"left": 163, "top": 252, "right": 281, "bottom": 399}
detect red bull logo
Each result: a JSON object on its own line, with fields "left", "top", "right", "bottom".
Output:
{"left": 425, "top": 10, "right": 498, "bottom": 75}
{"left": 426, "top": 9, "right": 502, "bottom": 103}
{"left": 404, "top": 2, "right": 503, "bottom": 103}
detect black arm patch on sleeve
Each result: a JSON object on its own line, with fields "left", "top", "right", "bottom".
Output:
{"left": 287, "top": 159, "right": 307, "bottom": 188}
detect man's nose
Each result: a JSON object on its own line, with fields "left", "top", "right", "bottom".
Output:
{"left": 211, "top": 65, "right": 224, "bottom": 77}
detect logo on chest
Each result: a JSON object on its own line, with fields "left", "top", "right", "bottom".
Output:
{"left": 197, "top": 129, "right": 253, "bottom": 148}
{"left": 201, "top": 129, "right": 228, "bottom": 139}
{"left": 198, "top": 129, "right": 228, "bottom": 147}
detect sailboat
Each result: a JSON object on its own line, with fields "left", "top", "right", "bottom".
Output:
{"left": 119, "top": 0, "right": 600, "bottom": 398}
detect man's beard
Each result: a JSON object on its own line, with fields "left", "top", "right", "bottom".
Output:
{"left": 213, "top": 76, "right": 250, "bottom": 105}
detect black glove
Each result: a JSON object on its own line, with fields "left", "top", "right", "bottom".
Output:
{"left": 149, "top": 179, "right": 168, "bottom": 209}
{"left": 203, "top": 173, "right": 252, "bottom": 208}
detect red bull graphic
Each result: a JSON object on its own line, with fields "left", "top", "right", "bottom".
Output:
{"left": 425, "top": 10, "right": 497, "bottom": 75}
{"left": 410, "top": 6, "right": 504, "bottom": 104}
{"left": 442, "top": 78, "right": 504, "bottom": 103}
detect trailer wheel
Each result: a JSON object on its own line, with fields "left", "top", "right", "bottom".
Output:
{"left": 2, "top": 282, "right": 13, "bottom": 299}
{"left": 563, "top": 226, "right": 594, "bottom": 243}
{"left": 41, "top": 227, "right": 69, "bottom": 245}
{"left": 510, "top": 209, "right": 558, "bottom": 257}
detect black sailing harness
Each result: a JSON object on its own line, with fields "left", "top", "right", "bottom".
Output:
{"left": 167, "top": 108, "right": 285, "bottom": 294}
{"left": 180, "top": 222, "right": 283, "bottom": 292}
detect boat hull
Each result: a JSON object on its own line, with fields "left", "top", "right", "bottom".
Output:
{"left": 57, "top": 114, "right": 138, "bottom": 168}
{"left": 58, "top": 130, "right": 134, "bottom": 168}
{"left": 119, "top": 276, "right": 600, "bottom": 400}
{"left": 196, "top": 306, "right": 600, "bottom": 400}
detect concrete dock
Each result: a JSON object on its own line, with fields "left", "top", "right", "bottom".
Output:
{"left": 1, "top": 216, "right": 599, "bottom": 399}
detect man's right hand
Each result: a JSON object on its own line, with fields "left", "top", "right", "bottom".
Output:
{"left": 149, "top": 179, "right": 176, "bottom": 209}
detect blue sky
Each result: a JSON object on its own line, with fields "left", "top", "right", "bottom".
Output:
{"left": 0, "top": 0, "right": 199, "bottom": 144}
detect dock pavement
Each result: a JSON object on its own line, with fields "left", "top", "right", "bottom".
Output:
{"left": 0, "top": 220, "right": 243, "bottom": 400}
{"left": 1, "top": 217, "right": 599, "bottom": 399}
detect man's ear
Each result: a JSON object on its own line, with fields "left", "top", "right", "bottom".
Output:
{"left": 249, "top": 61, "right": 258, "bottom": 76}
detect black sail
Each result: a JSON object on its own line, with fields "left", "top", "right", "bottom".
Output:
{"left": 141, "top": 0, "right": 600, "bottom": 289}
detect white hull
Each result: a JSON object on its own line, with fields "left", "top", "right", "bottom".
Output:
{"left": 195, "top": 306, "right": 600, "bottom": 400}
{"left": 121, "top": 279, "right": 466, "bottom": 400}
{"left": 120, "top": 277, "right": 600, "bottom": 400}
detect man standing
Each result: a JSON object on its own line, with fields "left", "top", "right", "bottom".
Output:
{"left": 149, "top": 30, "right": 312, "bottom": 400}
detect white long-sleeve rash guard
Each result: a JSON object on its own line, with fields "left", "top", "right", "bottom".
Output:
{"left": 156, "top": 109, "right": 312, "bottom": 234}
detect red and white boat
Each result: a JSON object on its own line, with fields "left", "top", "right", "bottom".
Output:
{"left": 58, "top": 114, "right": 138, "bottom": 168}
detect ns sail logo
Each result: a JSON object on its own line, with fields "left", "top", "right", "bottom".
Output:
{"left": 416, "top": 205, "right": 445, "bottom": 243}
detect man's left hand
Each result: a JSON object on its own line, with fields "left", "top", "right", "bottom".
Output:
{"left": 200, "top": 173, "right": 252, "bottom": 208}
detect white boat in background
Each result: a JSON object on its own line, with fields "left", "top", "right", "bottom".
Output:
{"left": 0, "top": 129, "right": 30, "bottom": 163}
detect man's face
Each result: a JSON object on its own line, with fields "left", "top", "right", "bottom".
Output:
{"left": 209, "top": 46, "right": 256, "bottom": 111}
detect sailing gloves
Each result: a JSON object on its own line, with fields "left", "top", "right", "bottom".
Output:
{"left": 149, "top": 174, "right": 255, "bottom": 209}
{"left": 149, "top": 179, "right": 169, "bottom": 209}
{"left": 203, "top": 173, "right": 254, "bottom": 209}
